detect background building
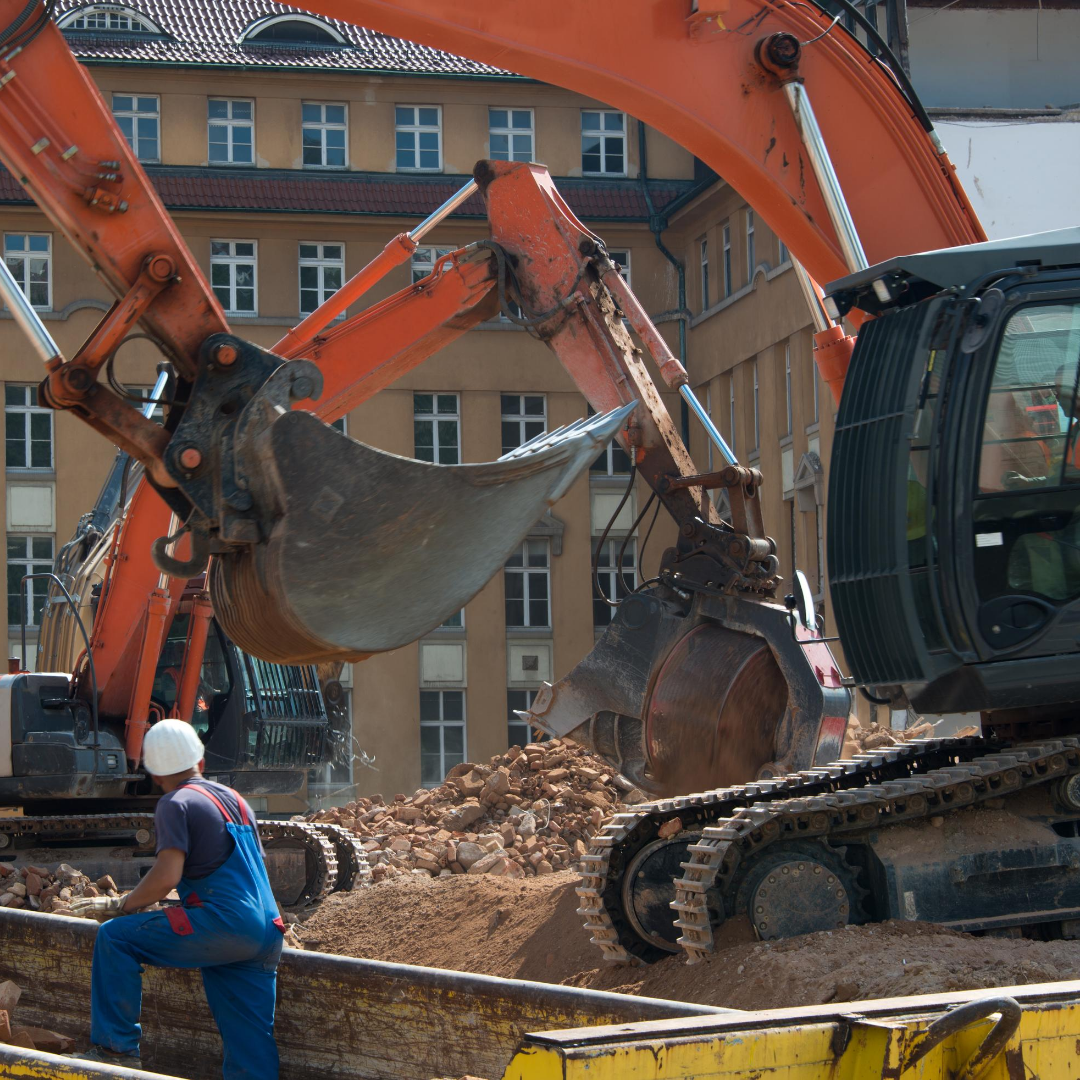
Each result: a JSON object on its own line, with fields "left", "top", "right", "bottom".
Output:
{"left": 12, "top": 1, "right": 1060, "bottom": 807}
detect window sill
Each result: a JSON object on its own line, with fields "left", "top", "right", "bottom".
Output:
{"left": 5, "top": 469, "right": 56, "bottom": 480}
{"left": 780, "top": 434, "right": 793, "bottom": 449}
{"left": 396, "top": 167, "right": 444, "bottom": 174}
{"left": 425, "top": 627, "right": 466, "bottom": 639}
{"left": 689, "top": 261, "right": 792, "bottom": 329}
{"left": 590, "top": 473, "right": 634, "bottom": 487}
{"left": 582, "top": 171, "right": 628, "bottom": 179}
{"left": 505, "top": 626, "right": 553, "bottom": 637}
{"left": 805, "top": 422, "right": 820, "bottom": 436}
{"left": 207, "top": 161, "right": 256, "bottom": 168}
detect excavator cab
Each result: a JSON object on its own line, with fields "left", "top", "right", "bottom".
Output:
{"left": 149, "top": 601, "right": 329, "bottom": 796}
{"left": 827, "top": 228, "right": 1080, "bottom": 728}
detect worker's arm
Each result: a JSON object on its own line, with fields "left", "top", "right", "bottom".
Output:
{"left": 120, "top": 848, "right": 186, "bottom": 913}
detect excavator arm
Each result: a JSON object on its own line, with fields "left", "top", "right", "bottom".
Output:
{"left": 0, "top": 0, "right": 984, "bottom": 782}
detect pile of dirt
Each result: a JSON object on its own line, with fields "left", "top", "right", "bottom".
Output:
{"left": 297, "top": 873, "right": 1080, "bottom": 1010}
{"left": 304, "top": 738, "right": 645, "bottom": 882}
{"left": 0, "top": 863, "right": 120, "bottom": 917}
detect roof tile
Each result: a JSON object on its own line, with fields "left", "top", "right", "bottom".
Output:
{"left": 54, "top": 0, "right": 517, "bottom": 76}
{"left": 0, "top": 165, "right": 695, "bottom": 222}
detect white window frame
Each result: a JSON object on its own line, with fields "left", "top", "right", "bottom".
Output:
{"left": 784, "top": 343, "right": 793, "bottom": 436}
{"left": 606, "top": 249, "right": 631, "bottom": 287}
{"left": 593, "top": 536, "right": 637, "bottom": 629}
{"left": 298, "top": 242, "right": 345, "bottom": 316}
{"left": 722, "top": 223, "right": 732, "bottom": 299}
{"left": 700, "top": 237, "right": 709, "bottom": 310}
{"left": 420, "top": 689, "right": 466, "bottom": 788}
{"left": 209, "top": 240, "right": 257, "bottom": 316}
{"left": 813, "top": 359, "right": 820, "bottom": 424}
{"left": 746, "top": 209, "right": 756, "bottom": 283}
{"left": 752, "top": 360, "right": 760, "bottom": 450}
{"left": 207, "top": 98, "right": 254, "bottom": 165}
{"left": 7, "top": 534, "right": 54, "bottom": 628}
{"left": 395, "top": 105, "right": 442, "bottom": 172}
{"left": 413, "top": 392, "right": 460, "bottom": 464}
{"left": 112, "top": 94, "right": 160, "bottom": 163}
{"left": 59, "top": 6, "right": 159, "bottom": 32}
{"left": 504, "top": 539, "right": 551, "bottom": 629}
{"left": 128, "top": 386, "right": 166, "bottom": 424}
{"left": 411, "top": 245, "right": 454, "bottom": 284}
{"left": 507, "top": 687, "right": 539, "bottom": 748}
{"left": 4, "top": 384, "right": 53, "bottom": 470}
{"left": 301, "top": 102, "right": 348, "bottom": 169}
{"left": 779, "top": 237, "right": 790, "bottom": 265}
{"left": 729, "top": 374, "right": 737, "bottom": 456}
{"left": 488, "top": 107, "right": 534, "bottom": 163}
{"left": 501, "top": 394, "right": 547, "bottom": 455}
{"left": 588, "top": 406, "right": 632, "bottom": 476}
{"left": 3, "top": 233, "right": 51, "bottom": 311}
{"left": 580, "top": 109, "right": 626, "bottom": 177}
{"left": 243, "top": 13, "right": 346, "bottom": 44}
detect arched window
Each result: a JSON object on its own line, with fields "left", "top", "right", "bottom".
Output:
{"left": 58, "top": 5, "right": 160, "bottom": 33}
{"left": 242, "top": 15, "right": 346, "bottom": 45}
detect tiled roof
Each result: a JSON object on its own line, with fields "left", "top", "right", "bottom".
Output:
{"left": 0, "top": 166, "right": 697, "bottom": 223}
{"left": 53, "top": 0, "right": 520, "bottom": 76}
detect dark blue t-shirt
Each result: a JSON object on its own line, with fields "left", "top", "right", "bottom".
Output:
{"left": 155, "top": 778, "right": 262, "bottom": 880}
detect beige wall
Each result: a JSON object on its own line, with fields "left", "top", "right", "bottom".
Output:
{"left": 6, "top": 57, "right": 851, "bottom": 808}
{"left": 92, "top": 68, "right": 694, "bottom": 180}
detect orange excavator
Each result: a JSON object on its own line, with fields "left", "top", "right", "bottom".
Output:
{"left": 1, "top": 0, "right": 1079, "bottom": 961}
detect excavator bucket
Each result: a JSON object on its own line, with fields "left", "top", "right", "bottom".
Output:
{"left": 209, "top": 403, "right": 636, "bottom": 665}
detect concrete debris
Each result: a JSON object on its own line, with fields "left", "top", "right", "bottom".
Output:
{"left": 306, "top": 738, "right": 646, "bottom": 882}
{"left": 0, "top": 863, "right": 121, "bottom": 917}
{"left": 0, "top": 980, "right": 76, "bottom": 1055}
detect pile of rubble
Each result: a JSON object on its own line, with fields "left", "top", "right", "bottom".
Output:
{"left": 0, "top": 862, "right": 119, "bottom": 917}
{"left": 306, "top": 738, "right": 644, "bottom": 881}
{"left": 0, "top": 979, "right": 75, "bottom": 1054}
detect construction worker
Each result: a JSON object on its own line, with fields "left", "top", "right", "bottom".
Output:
{"left": 69, "top": 719, "right": 284, "bottom": 1077}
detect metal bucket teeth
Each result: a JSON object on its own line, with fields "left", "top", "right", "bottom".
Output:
{"left": 211, "top": 402, "right": 636, "bottom": 664}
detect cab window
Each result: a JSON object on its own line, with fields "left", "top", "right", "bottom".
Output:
{"left": 973, "top": 301, "right": 1080, "bottom": 607}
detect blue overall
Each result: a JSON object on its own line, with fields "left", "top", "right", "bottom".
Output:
{"left": 90, "top": 783, "right": 284, "bottom": 1079}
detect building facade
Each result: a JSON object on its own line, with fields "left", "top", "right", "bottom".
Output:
{"left": 1, "top": 1, "right": 826, "bottom": 808}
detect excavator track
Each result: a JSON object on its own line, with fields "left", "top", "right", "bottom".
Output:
{"left": 1, "top": 815, "right": 339, "bottom": 907}
{"left": 309, "top": 823, "right": 372, "bottom": 890}
{"left": 261, "top": 821, "right": 338, "bottom": 905}
{"left": 672, "top": 738, "right": 1080, "bottom": 962}
{"left": 576, "top": 737, "right": 997, "bottom": 964}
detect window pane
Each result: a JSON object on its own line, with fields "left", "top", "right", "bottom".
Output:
{"left": 235, "top": 243, "right": 254, "bottom": 257}
{"left": 526, "top": 539, "right": 548, "bottom": 566}
{"left": 419, "top": 691, "right": 441, "bottom": 721}
{"left": 326, "top": 104, "right": 345, "bottom": 124}
{"left": 31, "top": 537, "right": 51, "bottom": 560}
{"left": 232, "top": 101, "right": 252, "bottom": 120}
{"left": 605, "top": 112, "right": 624, "bottom": 130}
{"left": 442, "top": 691, "right": 463, "bottom": 721}
{"left": 490, "top": 133, "right": 508, "bottom": 158}
{"left": 512, "top": 111, "right": 531, "bottom": 128}
{"left": 302, "top": 103, "right": 321, "bottom": 123}
{"left": 489, "top": 108, "right": 507, "bottom": 128}
{"left": 396, "top": 149, "right": 414, "bottom": 169}
{"left": 6, "top": 438, "right": 25, "bottom": 468}
{"left": 395, "top": 106, "right": 414, "bottom": 125}
{"left": 235, "top": 288, "right": 255, "bottom": 312}
{"left": 529, "top": 599, "right": 548, "bottom": 626}
{"left": 323, "top": 266, "right": 342, "bottom": 291}
{"left": 505, "top": 599, "right": 524, "bottom": 626}
{"left": 29, "top": 413, "right": 50, "bottom": 439}
{"left": 504, "top": 573, "right": 524, "bottom": 599}
{"left": 418, "top": 107, "right": 439, "bottom": 126}
{"left": 582, "top": 111, "right": 599, "bottom": 130}
{"left": 208, "top": 99, "right": 228, "bottom": 118}
{"left": 419, "top": 149, "right": 439, "bottom": 170}
{"left": 523, "top": 396, "right": 544, "bottom": 415}
{"left": 302, "top": 145, "right": 322, "bottom": 165}
{"left": 436, "top": 395, "right": 457, "bottom": 414}
{"left": 444, "top": 725, "right": 464, "bottom": 756}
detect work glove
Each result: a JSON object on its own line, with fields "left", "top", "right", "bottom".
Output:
{"left": 70, "top": 894, "right": 128, "bottom": 920}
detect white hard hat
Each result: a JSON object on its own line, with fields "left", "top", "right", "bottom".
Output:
{"left": 143, "top": 719, "right": 204, "bottom": 776}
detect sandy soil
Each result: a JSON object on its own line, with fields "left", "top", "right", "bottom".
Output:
{"left": 296, "top": 872, "right": 1080, "bottom": 1011}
